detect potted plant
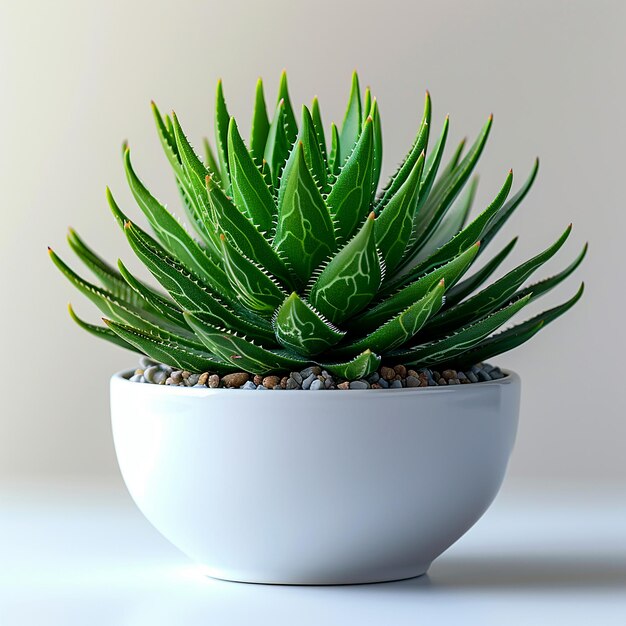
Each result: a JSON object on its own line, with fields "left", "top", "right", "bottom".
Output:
{"left": 50, "top": 72, "right": 585, "bottom": 585}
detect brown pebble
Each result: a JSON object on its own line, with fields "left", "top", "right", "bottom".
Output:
{"left": 170, "top": 371, "right": 183, "bottom": 384}
{"left": 380, "top": 366, "right": 395, "bottom": 381}
{"left": 222, "top": 372, "right": 249, "bottom": 388}
{"left": 407, "top": 369, "right": 418, "bottom": 378}
{"left": 208, "top": 374, "right": 220, "bottom": 388}
{"left": 337, "top": 381, "right": 350, "bottom": 390}
{"left": 280, "top": 376, "right": 288, "bottom": 389}
{"left": 181, "top": 370, "right": 191, "bottom": 380}
{"left": 460, "top": 378, "right": 471, "bottom": 384}
{"left": 135, "top": 368, "right": 144, "bottom": 376}
{"left": 165, "top": 377, "right": 174, "bottom": 385}
{"left": 394, "top": 364, "right": 407, "bottom": 378}
{"left": 253, "top": 374, "right": 263, "bottom": 386}
{"left": 438, "top": 378, "right": 448, "bottom": 385}
{"left": 442, "top": 369, "right": 457, "bottom": 381}
{"left": 198, "top": 372, "right": 209, "bottom": 386}
{"left": 371, "top": 383, "right": 381, "bottom": 389}
{"left": 394, "top": 374, "right": 402, "bottom": 382}
{"left": 262, "top": 375, "right": 280, "bottom": 389}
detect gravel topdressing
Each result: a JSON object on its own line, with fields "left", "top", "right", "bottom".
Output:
{"left": 128, "top": 357, "right": 505, "bottom": 390}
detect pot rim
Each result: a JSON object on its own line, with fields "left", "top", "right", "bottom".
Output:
{"left": 111, "top": 367, "right": 520, "bottom": 396}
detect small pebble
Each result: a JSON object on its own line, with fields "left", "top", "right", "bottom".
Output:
{"left": 437, "top": 378, "right": 448, "bottom": 386}
{"left": 349, "top": 380, "right": 370, "bottom": 390}
{"left": 337, "top": 381, "right": 350, "bottom": 390}
{"left": 324, "top": 377, "right": 334, "bottom": 389}
{"left": 198, "top": 372, "right": 209, "bottom": 386}
{"left": 242, "top": 381, "right": 256, "bottom": 390}
{"left": 153, "top": 369, "right": 168, "bottom": 385}
{"left": 406, "top": 375, "right": 420, "bottom": 388}
{"left": 478, "top": 370, "right": 492, "bottom": 382}
{"left": 256, "top": 384, "right": 267, "bottom": 390}
{"left": 309, "top": 379, "right": 323, "bottom": 391}
{"left": 380, "top": 366, "right": 395, "bottom": 381}
{"left": 134, "top": 368, "right": 144, "bottom": 376}
{"left": 301, "top": 366, "right": 322, "bottom": 378}
{"left": 253, "top": 374, "right": 263, "bottom": 386}
{"left": 170, "top": 370, "right": 183, "bottom": 384}
{"left": 483, "top": 364, "right": 495, "bottom": 374}
{"left": 490, "top": 368, "right": 504, "bottom": 379}
{"left": 378, "top": 378, "right": 389, "bottom": 388}
{"left": 187, "top": 373, "right": 200, "bottom": 386}
{"left": 273, "top": 385, "right": 282, "bottom": 390}
{"left": 143, "top": 365, "right": 159, "bottom": 383}
{"left": 181, "top": 371, "right": 191, "bottom": 380}
{"left": 291, "top": 372, "right": 303, "bottom": 384}
{"left": 286, "top": 377, "right": 300, "bottom": 390}
{"left": 262, "top": 375, "right": 281, "bottom": 389}
{"left": 129, "top": 374, "right": 144, "bottom": 383}
{"left": 139, "top": 356, "right": 158, "bottom": 369}
{"left": 368, "top": 372, "right": 380, "bottom": 383}
{"left": 390, "top": 380, "right": 402, "bottom": 389}
{"left": 280, "top": 377, "right": 289, "bottom": 389}
{"left": 222, "top": 372, "right": 249, "bottom": 388}
{"left": 302, "top": 373, "right": 316, "bottom": 390}
{"left": 394, "top": 364, "right": 407, "bottom": 378}
{"left": 442, "top": 369, "right": 457, "bottom": 381}
{"left": 467, "top": 371, "right": 478, "bottom": 383}
{"left": 208, "top": 374, "right": 220, "bottom": 388}
{"left": 371, "top": 383, "right": 381, "bottom": 389}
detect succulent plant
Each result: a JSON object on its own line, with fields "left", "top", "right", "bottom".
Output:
{"left": 50, "top": 72, "right": 585, "bottom": 379}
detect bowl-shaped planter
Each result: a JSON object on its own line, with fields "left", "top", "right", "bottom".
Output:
{"left": 111, "top": 369, "right": 520, "bottom": 585}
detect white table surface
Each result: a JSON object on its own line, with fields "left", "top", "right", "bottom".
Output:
{"left": 1, "top": 480, "right": 625, "bottom": 626}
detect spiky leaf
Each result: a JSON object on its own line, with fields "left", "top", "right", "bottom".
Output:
{"left": 264, "top": 100, "right": 290, "bottom": 189}
{"left": 274, "top": 142, "right": 336, "bottom": 286}
{"left": 321, "top": 349, "right": 381, "bottom": 380}
{"left": 249, "top": 78, "right": 270, "bottom": 164}
{"left": 214, "top": 80, "right": 231, "bottom": 190}
{"left": 227, "top": 118, "right": 276, "bottom": 234}
{"left": 326, "top": 118, "right": 375, "bottom": 244}
{"left": 273, "top": 292, "right": 345, "bottom": 356}
{"left": 338, "top": 71, "right": 362, "bottom": 164}
{"left": 332, "top": 279, "right": 445, "bottom": 357}
{"left": 308, "top": 212, "right": 382, "bottom": 324}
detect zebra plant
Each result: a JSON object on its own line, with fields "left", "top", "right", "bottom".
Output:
{"left": 50, "top": 72, "right": 585, "bottom": 380}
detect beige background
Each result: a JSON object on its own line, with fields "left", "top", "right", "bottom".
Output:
{"left": 1, "top": 0, "right": 624, "bottom": 487}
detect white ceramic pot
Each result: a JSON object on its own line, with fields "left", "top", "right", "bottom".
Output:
{"left": 111, "top": 369, "right": 520, "bottom": 585}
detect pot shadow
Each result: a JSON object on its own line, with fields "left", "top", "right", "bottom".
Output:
{"left": 391, "top": 554, "right": 626, "bottom": 592}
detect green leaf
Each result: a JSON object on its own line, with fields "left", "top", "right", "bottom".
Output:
{"left": 277, "top": 106, "right": 327, "bottom": 206}
{"left": 383, "top": 170, "right": 513, "bottom": 294}
{"left": 393, "top": 294, "right": 532, "bottom": 367}
{"left": 308, "top": 212, "right": 382, "bottom": 324}
{"left": 370, "top": 97, "right": 383, "bottom": 199}
{"left": 203, "top": 137, "right": 222, "bottom": 184}
{"left": 454, "top": 283, "right": 585, "bottom": 367}
{"left": 320, "top": 349, "right": 381, "bottom": 380}
{"left": 214, "top": 79, "right": 231, "bottom": 191}
{"left": 219, "top": 234, "right": 288, "bottom": 317}
{"left": 122, "top": 223, "right": 274, "bottom": 343}
{"left": 249, "top": 78, "right": 270, "bottom": 165}
{"left": 338, "top": 71, "right": 362, "bottom": 165}
{"left": 68, "top": 303, "right": 137, "bottom": 352}
{"left": 49, "top": 247, "right": 174, "bottom": 334}
{"left": 311, "top": 96, "right": 327, "bottom": 162}
{"left": 67, "top": 228, "right": 149, "bottom": 308}
{"left": 375, "top": 151, "right": 425, "bottom": 272}
{"left": 445, "top": 237, "right": 518, "bottom": 307}
{"left": 273, "top": 292, "right": 345, "bottom": 356}
{"left": 376, "top": 91, "right": 431, "bottom": 211}
{"left": 169, "top": 113, "right": 218, "bottom": 250}
{"left": 105, "top": 318, "right": 237, "bottom": 373}
{"left": 351, "top": 242, "right": 480, "bottom": 334}
{"left": 478, "top": 158, "right": 539, "bottom": 255}
{"left": 205, "top": 175, "right": 292, "bottom": 288}
{"left": 415, "top": 174, "right": 478, "bottom": 262}
{"left": 274, "top": 142, "right": 336, "bottom": 287}
{"left": 227, "top": 117, "right": 276, "bottom": 234}
{"left": 122, "top": 149, "right": 222, "bottom": 286}
{"left": 513, "top": 243, "right": 588, "bottom": 303}
{"left": 362, "top": 87, "right": 371, "bottom": 125}
{"left": 185, "top": 312, "right": 308, "bottom": 374}
{"left": 151, "top": 101, "right": 182, "bottom": 177}
{"left": 328, "top": 122, "right": 341, "bottom": 178}
{"left": 117, "top": 259, "right": 190, "bottom": 331}
{"left": 410, "top": 115, "right": 493, "bottom": 253}
{"left": 331, "top": 279, "right": 445, "bottom": 357}
{"left": 425, "top": 224, "right": 573, "bottom": 334}
{"left": 276, "top": 70, "right": 298, "bottom": 143}
{"left": 326, "top": 118, "right": 375, "bottom": 244}
{"left": 264, "top": 100, "right": 290, "bottom": 189}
